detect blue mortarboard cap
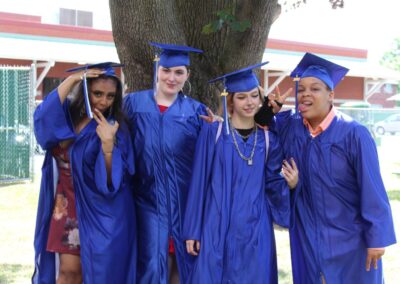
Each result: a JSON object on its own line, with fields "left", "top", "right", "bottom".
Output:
{"left": 209, "top": 61, "right": 269, "bottom": 135}
{"left": 66, "top": 62, "right": 123, "bottom": 119}
{"left": 66, "top": 62, "right": 123, "bottom": 77}
{"left": 209, "top": 61, "right": 269, "bottom": 93}
{"left": 290, "top": 53, "right": 349, "bottom": 117}
{"left": 149, "top": 42, "right": 203, "bottom": 67}
{"left": 290, "top": 53, "right": 349, "bottom": 90}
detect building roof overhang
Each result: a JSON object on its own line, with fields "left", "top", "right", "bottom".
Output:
{"left": 262, "top": 49, "right": 400, "bottom": 82}
{"left": 0, "top": 34, "right": 119, "bottom": 64}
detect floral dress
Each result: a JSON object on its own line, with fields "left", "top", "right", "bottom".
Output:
{"left": 46, "top": 145, "right": 80, "bottom": 255}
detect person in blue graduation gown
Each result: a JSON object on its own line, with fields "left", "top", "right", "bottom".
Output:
{"left": 32, "top": 63, "right": 136, "bottom": 284}
{"left": 123, "top": 42, "right": 214, "bottom": 284}
{"left": 183, "top": 63, "right": 299, "bottom": 284}
{"left": 266, "top": 53, "right": 397, "bottom": 284}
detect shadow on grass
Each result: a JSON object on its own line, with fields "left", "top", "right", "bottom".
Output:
{"left": 278, "top": 268, "right": 292, "bottom": 284}
{"left": 0, "top": 264, "right": 32, "bottom": 284}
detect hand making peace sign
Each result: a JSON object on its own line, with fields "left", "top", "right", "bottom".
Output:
{"left": 267, "top": 86, "right": 293, "bottom": 114}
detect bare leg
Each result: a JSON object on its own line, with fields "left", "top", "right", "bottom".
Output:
{"left": 57, "top": 254, "right": 82, "bottom": 284}
{"left": 168, "top": 254, "right": 180, "bottom": 284}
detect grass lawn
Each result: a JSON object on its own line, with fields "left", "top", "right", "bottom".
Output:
{"left": 1, "top": 183, "right": 399, "bottom": 284}
{"left": 0, "top": 180, "right": 37, "bottom": 284}
{"left": 0, "top": 150, "right": 399, "bottom": 283}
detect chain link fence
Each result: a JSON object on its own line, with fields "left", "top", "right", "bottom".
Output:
{"left": 0, "top": 66, "right": 34, "bottom": 183}
{"left": 337, "top": 106, "right": 400, "bottom": 142}
{"left": 281, "top": 105, "right": 400, "bottom": 141}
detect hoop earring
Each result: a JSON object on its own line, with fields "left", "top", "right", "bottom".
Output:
{"left": 182, "top": 80, "right": 192, "bottom": 96}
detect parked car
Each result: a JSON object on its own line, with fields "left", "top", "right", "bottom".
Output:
{"left": 374, "top": 114, "right": 400, "bottom": 135}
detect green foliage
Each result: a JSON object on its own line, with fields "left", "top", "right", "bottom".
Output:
{"left": 230, "top": 19, "right": 251, "bottom": 32}
{"left": 202, "top": 20, "right": 223, "bottom": 34}
{"left": 380, "top": 37, "right": 400, "bottom": 71}
{"left": 201, "top": 0, "right": 343, "bottom": 35}
{"left": 202, "top": 7, "right": 251, "bottom": 35}
{"left": 380, "top": 37, "right": 400, "bottom": 100}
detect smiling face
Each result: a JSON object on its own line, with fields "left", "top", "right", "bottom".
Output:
{"left": 89, "top": 78, "right": 117, "bottom": 114}
{"left": 157, "top": 65, "right": 189, "bottom": 97}
{"left": 230, "top": 87, "right": 261, "bottom": 120}
{"left": 298, "top": 77, "right": 334, "bottom": 128}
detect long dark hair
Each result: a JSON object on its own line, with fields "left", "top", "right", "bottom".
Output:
{"left": 69, "top": 75, "right": 124, "bottom": 127}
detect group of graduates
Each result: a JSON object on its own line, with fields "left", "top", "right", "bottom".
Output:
{"left": 32, "top": 42, "right": 396, "bottom": 284}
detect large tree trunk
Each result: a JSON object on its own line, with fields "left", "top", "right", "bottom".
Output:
{"left": 109, "top": 0, "right": 280, "bottom": 111}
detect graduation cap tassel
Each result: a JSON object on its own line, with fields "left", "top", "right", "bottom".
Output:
{"left": 294, "top": 75, "right": 300, "bottom": 118}
{"left": 82, "top": 72, "right": 93, "bottom": 119}
{"left": 293, "top": 75, "right": 302, "bottom": 137}
{"left": 153, "top": 54, "right": 160, "bottom": 97}
{"left": 221, "top": 88, "right": 230, "bottom": 135}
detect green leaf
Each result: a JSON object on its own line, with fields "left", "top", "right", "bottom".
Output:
{"left": 212, "top": 19, "right": 224, "bottom": 31}
{"left": 202, "top": 6, "right": 251, "bottom": 35}
{"left": 202, "top": 23, "right": 214, "bottom": 34}
{"left": 217, "top": 9, "right": 235, "bottom": 22}
{"left": 229, "top": 19, "right": 251, "bottom": 32}
{"left": 202, "top": 20, "right": 224, "bottom": 34}
{"left": 238, "top": 19, "right": 251, "bottom": 32}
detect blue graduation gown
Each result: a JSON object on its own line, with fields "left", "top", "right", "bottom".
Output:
{"left": 182, "top": 122, "right": 291, "bottom": 284}
{"left": 32, "top": 90, "right": 137, "bottom": 284}
{"left": 123, "top": 89, "right": 207, "bottom": 283}
{"left": 272, "top": 110, "right": 396, "bottom": 284}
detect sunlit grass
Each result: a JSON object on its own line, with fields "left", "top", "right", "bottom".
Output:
{"left": 0, "top": 264, "right": 32, "bottom": 284}
{"left": 0, "top": 151, "right": 399, "bottom": 283}
{"left": 0, "top": 178, "right": 38, "bottom": 284}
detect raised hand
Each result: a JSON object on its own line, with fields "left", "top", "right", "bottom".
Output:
{"left": 78, "top": 68, "right": 106, "bottom": 80}
{"left": 267, "top": 86, "right": 293, "bottom": 114}
{"left": 92, "top": 108, "right": 119, "bottom": 153}
{"left": 57, "top": 68, "right": 106, "bottom": 104}
{"left": 199, "top": 107, "right": 224, "bottom": 123}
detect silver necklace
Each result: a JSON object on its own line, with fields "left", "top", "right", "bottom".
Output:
{"left": 230, "top": 122, "right": 257, "bottom": 166}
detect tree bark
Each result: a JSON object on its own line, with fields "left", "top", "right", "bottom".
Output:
{"left": 109, "top": 0, "right": 280, "bottom": 111}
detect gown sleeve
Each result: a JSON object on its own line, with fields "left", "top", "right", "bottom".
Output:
{"left": 352, "top": 126, "right": 396, "bottom": 247}
{"left": 193, "top": 102, "right": 208, "bottom": 128}
{"left": 268, "top": 109, "right": 294, "bottom": 140}
{"left": 188, "top": 102, "right": 207, "bottom": 132}
{"left": 264, "top": 131, "right": 291, "bottom": 228}
{"left": 94, "top": 122, "right": 135, "bottom": 198}
{"left": 182, "top": 122, "right": 218, "bottom": 241}
{"left": 34, "top": 89, "right": 75, "bottom": 150}
{"left": 197, "top": 102, "right": 208, "bottom": 116}
{"left": 266, "top": 110, "right": 301, "bottom": 228}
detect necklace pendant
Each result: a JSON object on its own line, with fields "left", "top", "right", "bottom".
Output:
{"left": 248, "top": 159, "right": 253, "bottom": 166}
